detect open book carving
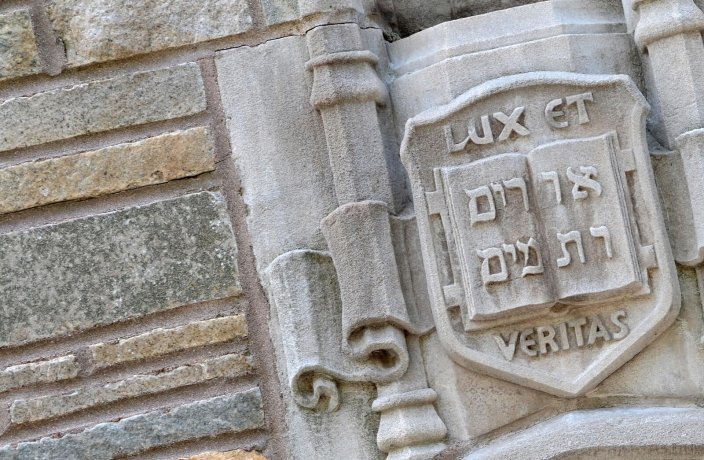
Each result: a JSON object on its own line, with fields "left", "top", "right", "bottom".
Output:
{"left": 436, "top": 132, "right": 642, "bottom": 322}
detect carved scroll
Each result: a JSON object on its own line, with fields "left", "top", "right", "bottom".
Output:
{"left": 265, "top": 250, "right": 409, "bottom": 412}
{"left": 321, "top": 201, "right": 422, "bottom": 366}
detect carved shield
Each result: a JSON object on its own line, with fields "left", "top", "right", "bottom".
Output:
{"left": 401, "top": 72, "right": 679, "bottom": 397}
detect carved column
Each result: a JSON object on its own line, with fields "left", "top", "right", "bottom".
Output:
{"left": 305, "top": 22, "right": 447, "bottom": 459}
{"left": 626, "top": 0, "right": 704, "bottom": 330}
{"left": 626, "top": 0, "right": 704, "bottom": 265}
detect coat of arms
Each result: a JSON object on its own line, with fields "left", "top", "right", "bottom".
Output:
{"left": 401, "top": 72, "right": 679, "bottom": 396}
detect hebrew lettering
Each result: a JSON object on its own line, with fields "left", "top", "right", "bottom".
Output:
{"left": 502, "top": 177, "right": 530, "bottom": 211}
{"left": 539, "top": 171, "right": 562, "bottom": 204}
{"left": 502, "top": 243, "right": 517, "bottom": 262}
{"left": 491, "top": 182, "right": 506, "bottom": 206}
{"left": 516, "top": 237, "right": 544, "bottom": 277}
{"left": 557, "top": 230, "right": 585, "bottom": 267}
{"left": 567, "top": 166, "right": 602, "bottom": 200}
{"left": 466, "top": 185, "right": 496, "bottom": 225}
{"left": 590, "top": 225, "right": 613, "bottom": 258}
{"left": 476, "top": 247, "right": 508, "bottom": 285}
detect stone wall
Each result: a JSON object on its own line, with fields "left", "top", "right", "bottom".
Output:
{"left": 4, "top": 0, "right": 704, "bottom": 459}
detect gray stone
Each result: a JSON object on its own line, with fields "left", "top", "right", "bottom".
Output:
{"left": 463, "top": 407, "right": 704, "bottom": 459}
{"left": 90, "top": 314, "right": 247, "bottom": 368}
{"left": 0, "top": 389, "right": 264, "bottom": 460}
{"left": 0, "top": 63, "right": 206, "bottom": 153}
{"left": 11, "top": 353, "right": 252, "bottom": 424}
{"left": 0, "top": 356, "right": 78, "bottom": 394}
{"left": 260, "top": 0, "right": 367, "bottom": 26}
{"left": 0, "top": 127, "right": 215, "bottom": 215}
{"left": 0, "top": 10, "right": 41, "bottom": 81}
{"left": 0, "top": 192, "right": 240, "bottom": 347}
{"left": 47, "top": 0, "right": 252, "bottom": 67}
{"left": 401, "top": 71, "right": 678, "bottom": 397}
{"left": 216, "top": 35, "right": 337, "bottom": 270}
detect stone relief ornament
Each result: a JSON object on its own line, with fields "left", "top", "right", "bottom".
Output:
{"left": 401, "top": 71, "right": 680, "bottom": 397}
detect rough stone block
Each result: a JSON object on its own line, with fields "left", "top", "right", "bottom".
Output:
{"left": 0, "top": 389, "right": 264, "bottom": 459}
{"left": 0, "top": 356, "right": 78, "bottom": 394}
{"left": 0, "top": 63, "right": 206, "bottom": 153}
{"left": 47, "top": 0, "right": 252, "bottom": 67}
{"left": 0, "top": 10, "right": 41, "bottom": 81}
{"left": 0, "top": 127, "right": 215, "bottom": 215}
{"left": 0, "top": 192, "right": 240, "bottom": 348}
{"left": 11, "top": 353, "right": 252, "bottom": 424}
{"left": 90, "top": 314, "right": 247, "bottom": 368}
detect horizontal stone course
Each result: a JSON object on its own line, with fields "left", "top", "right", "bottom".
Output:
{"left": 185, "top": 450, "right": 267, "bottom": 460}
{"left": 90, "top": 314, "right": 247, "bottom": 368}
{"left": 47, "top": 0, "right": 252, "bottom": 67}
{"left": 0, "top": 63, "right": 206, "bottom": 153}
{"left": 0, "top": 127, "right": 215, "bottom": 215}
{"left": 11, "top": 353, "right": 252, "bottom": 424}
{"left": 0, "top": 356, "right": 78, "bottom": 394}
{"left": 0, "top": 10, "right": 41, "bottom": 81}
{"left": 0, "top": 192, "right": 240, "bottom": 348}
{"left": 0, "top": 389, "right": 264, "bottom": 459}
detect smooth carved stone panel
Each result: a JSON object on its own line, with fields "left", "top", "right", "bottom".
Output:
{"left": 401, "top": 72, "right": 679, "bottom": 397}
{"left": 0, "top": 192, "right": 240, "bottom": 348}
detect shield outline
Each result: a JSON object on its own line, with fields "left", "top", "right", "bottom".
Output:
{"left": 400, "top": 72, "right": 680, "bottom": 397}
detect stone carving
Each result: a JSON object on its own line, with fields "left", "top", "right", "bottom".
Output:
{"left": 401, "top": 71, "right": 679, "bottom": 396}
{"left": 626, "top": 0, "right": 704, "bottom": 266}
{"left": 263, "top": 21, "right": 447, "bottom": 459}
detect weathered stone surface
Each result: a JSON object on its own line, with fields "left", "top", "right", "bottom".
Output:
{"left": 463, "top": 407, "right": 704, "bottom": 459}
{"left": 260, "top": 0, "right": 367, "bottom": 26}
{"left": 0, "top": 10, "right": 41, "bottom": 81}
{"left": 11, "top": 353, "right": 252, "bottom": 424}
{"left": 0, "top": 356, "right": 78, "bottom": 394}
{"left": 0, "top": 192, "right": 240, "bottom": 347}
{"left": 0, "top": 63, "right": 206, "bottom": 153}
{"left": 216, "top": 35, "right": 337, "bottom": 269}
{"left": 47, "top": 0, "right": 252, "bottom": 67}
{"left": 90, "top": 314, "right": 247, "bottom": 368}
{"left": 0, "top": 127, "right": 215, "bottom": 215}
{"left": 0, "top": 389, "right": 264, "bottom": 460}
{"left": 185, "top": 451, "right": 267, "bottom": 460}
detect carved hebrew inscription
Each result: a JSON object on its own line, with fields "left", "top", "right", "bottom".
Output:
{"left": 439, "top": 132, "right": 641, "bottom": 322}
